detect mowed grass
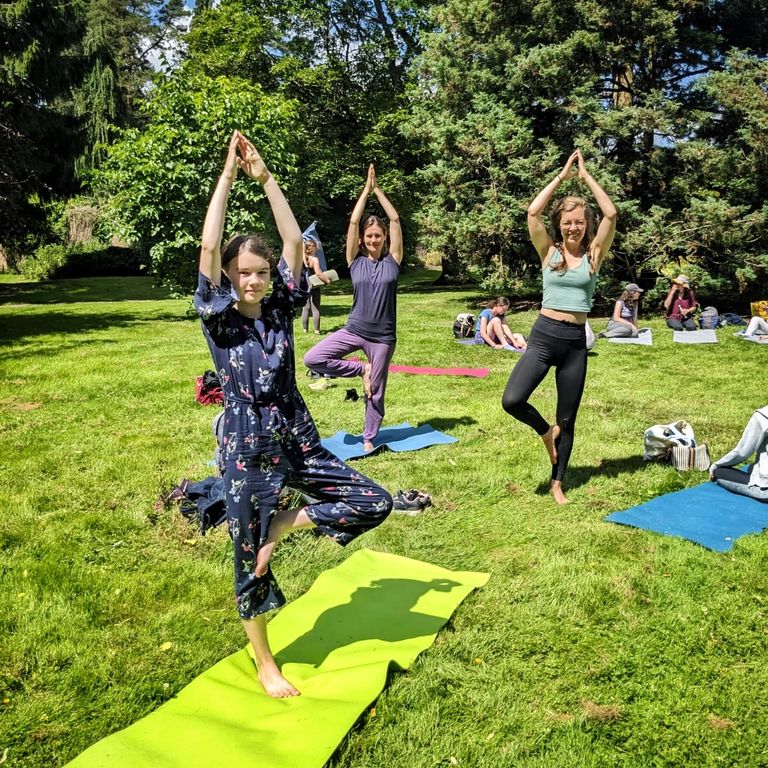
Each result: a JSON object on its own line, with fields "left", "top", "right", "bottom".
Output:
{"left": 1, "top": 271, "right": 767, "bottom": 767}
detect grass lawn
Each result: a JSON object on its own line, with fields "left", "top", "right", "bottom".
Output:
{"left": 1, "top": 271, "right": 767, "bottom": 767}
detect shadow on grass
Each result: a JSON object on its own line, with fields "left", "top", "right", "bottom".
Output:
{"left": 0, "top": 277, "right": 176, "bottom": 305}
{"left": 2, "top": 308, "right": 191, "bottom": 348}
{"left": 276, "top": 577, "right": 460, "bottom": 669}
{"left": 535, "top": 454, "right": 649, "bottom": 495}
{"left": 417, "top": 416, "right": 477, "bottom": 431}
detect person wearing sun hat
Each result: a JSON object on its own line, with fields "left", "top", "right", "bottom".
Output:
{"left": 601, "top": 282, "right": 644, "bottom": 338}
{"left": 664, "top": 273, "right": 698, "bottom": 331}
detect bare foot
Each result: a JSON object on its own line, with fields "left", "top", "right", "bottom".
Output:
{"left": 258, "top": 661, "right": 300, "bottom": 698}
{"left": 362, "top": 362, "right": 372, "bottom": 398}
{"left": 542, "top": 424, "right": 560, "bottom": 464}
{"left": 363, "top": 440, "right": 375, "bottom": 452}
{"left": 550, "top": 480, "right": 568, "bottom": 505}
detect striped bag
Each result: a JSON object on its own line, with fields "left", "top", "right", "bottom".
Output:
{"left": 670, "top": 444, "right": 711, "bottom": 471}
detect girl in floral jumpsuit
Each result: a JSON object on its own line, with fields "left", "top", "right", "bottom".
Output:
{"left": 195, "top": 132, "right": 392, "bottom": 698}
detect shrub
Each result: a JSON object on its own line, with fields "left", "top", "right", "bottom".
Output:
{"left": 20, "top": 241, "right": 147, "bottom": 280}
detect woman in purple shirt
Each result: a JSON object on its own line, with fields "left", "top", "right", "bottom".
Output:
{"left": 305, "top": 165, "right": 403, "bottom": 451}
{"left": 664, "top": 274, "right": 698, "bottom": 331}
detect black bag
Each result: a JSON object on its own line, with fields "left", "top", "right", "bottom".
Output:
{"left": 453, "top": 313, "right": 475, "bottom": 338}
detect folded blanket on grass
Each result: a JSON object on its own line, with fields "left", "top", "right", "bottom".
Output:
{"left": 673, "top": 329, "right": 718, "bottom": 344}
{"left": 735, "top": 333, "right": 768, "bottom": 345}
{"left": 608, "top": 329, "right": 653, "bottom": 346}
{"left": 322, "top": 422, "right": 458, "bottom": 461}
{"left": 605, "top": 481, "right": 768, "bottom": 552}
{"left": 65, "top": 549, "right": 489, "bottom": 768}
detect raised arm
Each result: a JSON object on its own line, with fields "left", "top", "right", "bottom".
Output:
{"left": 238, "top": 135, "right": 302, "bottom": 279}
{"left": 346, "top": 165, "right": 374, "bottom": 266}
{"left": 663, "top": 286, "right": 677, "bottom": 312}
{"left": 577, "top": 150, "right": 617, "bottom": 272}
{"left": 527, "top": 151, "right": 579, "bottom": 263}
{"left": 199, "top": 131, "right": 240, "bottom": 284}
{"left": 370, "top": 166, "right": 403, "bottom": 265}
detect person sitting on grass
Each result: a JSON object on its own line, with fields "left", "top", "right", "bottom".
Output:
{"left": 741, "top": 315, "right": 768, "bottom": 339}
{"left": 475, "top": 297, "right": 527, "bottom": 350}
{"left": 709, "top": 405, "right": 768, "bottom": 502}
{"left": 195, "top": 131, "right": 391, "bottom": 698}
{"left": 664, "top": 274, "right": 698, "bottom": 331}
{"left": 600, "top": 283, "right": 643, "bottom": 338}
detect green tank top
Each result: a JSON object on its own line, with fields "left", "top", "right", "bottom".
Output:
{"left": 541, "top": 249, "right": 597, "bottom": 313}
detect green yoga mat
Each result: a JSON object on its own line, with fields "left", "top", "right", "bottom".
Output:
{"left": 66, "top": 549, "right": 489, "bottom": 768}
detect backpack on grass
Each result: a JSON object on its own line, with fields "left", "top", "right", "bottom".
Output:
{"left": 699, "top": 306, "right": 719, "bottom": 330}
{"left": 453, "top": 313, "right": 475, "bottom": 338}
{"left": 195, "top": 370, "right": 224, "bottom": 405}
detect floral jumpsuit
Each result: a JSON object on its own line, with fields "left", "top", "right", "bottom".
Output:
{"left": 194, "top": 260, "right": 392, "bottom": 619}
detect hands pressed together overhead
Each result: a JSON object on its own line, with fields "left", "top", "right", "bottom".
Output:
{"left": 224, "top": 129, "right": 270, "bottom": 184}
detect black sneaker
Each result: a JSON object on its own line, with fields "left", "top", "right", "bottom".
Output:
{"left": 392, "top": 490, "right": 424, "bottom": 515}
{"left": 405, "top": 489, "right": 432, "bottom": 508}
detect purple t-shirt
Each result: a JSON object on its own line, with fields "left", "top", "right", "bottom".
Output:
{"left": 346, "top": 252, "right": 400, "bottom": 343}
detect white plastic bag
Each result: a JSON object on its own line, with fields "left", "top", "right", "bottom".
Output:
{"left": 585, "top": 320, "right": 596, "bottom": 350}
{"left": 643, "top": 420, "right": 696, "bottom": 461}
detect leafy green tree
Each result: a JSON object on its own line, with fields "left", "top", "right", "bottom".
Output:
{"left": 0, "top": 0, "right": 86, "bottom": 263}
{"left": 73, "top": 0, "right": 188, "bottom": 174}
{"left": 91, "top": 71, "right": 303, "bottom": 291}
{"left": 406, "top": 0, "right": 768, "bottom": 305}
{"left": 183, "top": 0, "right": 433, "bottom": 261}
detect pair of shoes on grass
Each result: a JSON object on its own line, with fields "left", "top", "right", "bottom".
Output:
{"left": 392, "top": 489, "right": 432, "bottom": 516}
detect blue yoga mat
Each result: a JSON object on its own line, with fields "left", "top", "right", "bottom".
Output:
{"left": 605, "top": 481, "right": 768, "bottom": 551}
{"left": 322, "top": 422, "right": 458, "bottom": 461}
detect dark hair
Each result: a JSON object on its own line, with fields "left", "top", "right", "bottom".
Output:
{"left": 359, "top": 215, "right": 388, "bottom": 240}
{"left": 221, "top": 234, "right": 274, "bottom": 268}
{"left": 487, "top": 296, "right": 510, "bottom": 310}
{"left": 548, "top": 196, "right": 597, "bottom": 273}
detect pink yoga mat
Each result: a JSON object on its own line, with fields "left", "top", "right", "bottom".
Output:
{"left": 388, "top": 364, "right": 490, "bottom": 378}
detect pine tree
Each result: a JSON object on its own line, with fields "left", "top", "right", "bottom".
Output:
{"left": 0, "top": 0, "right": 86, "bottom": 261}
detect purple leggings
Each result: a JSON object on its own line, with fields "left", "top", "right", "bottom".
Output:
{"left": 304, "top": 328, "right": 395, "bottom": 441}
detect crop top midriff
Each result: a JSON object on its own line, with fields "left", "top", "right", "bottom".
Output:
{"left": 541, "top": 249, "right": 597, "bottom": 313}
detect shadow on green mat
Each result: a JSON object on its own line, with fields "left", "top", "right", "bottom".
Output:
{"left": 277, "top": 577, "right": 460, "bottom": 668}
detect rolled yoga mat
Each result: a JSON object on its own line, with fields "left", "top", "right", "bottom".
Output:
{"left": 65, "top": 549, "right": 489, "bottom": 768}
{"left": 322, "top": 421, "right": 458, "bottom": 461}
{"left": 605, "top": 480, "right": 768, "bottom": 552}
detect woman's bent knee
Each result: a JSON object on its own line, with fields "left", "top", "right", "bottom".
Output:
{"left": 502, "top": 391, "right": 524, "bottom": 416}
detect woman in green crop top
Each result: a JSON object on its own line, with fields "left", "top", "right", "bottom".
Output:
{"left": 502, "top": 150, "right": 617, "bottom": 504}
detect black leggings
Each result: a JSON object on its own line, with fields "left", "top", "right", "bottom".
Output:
{"left": 712, "top": 465, "right": 768, "bottom": 501}
{"left": 501, "top": 314, "right": 587, "bottom": 482}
